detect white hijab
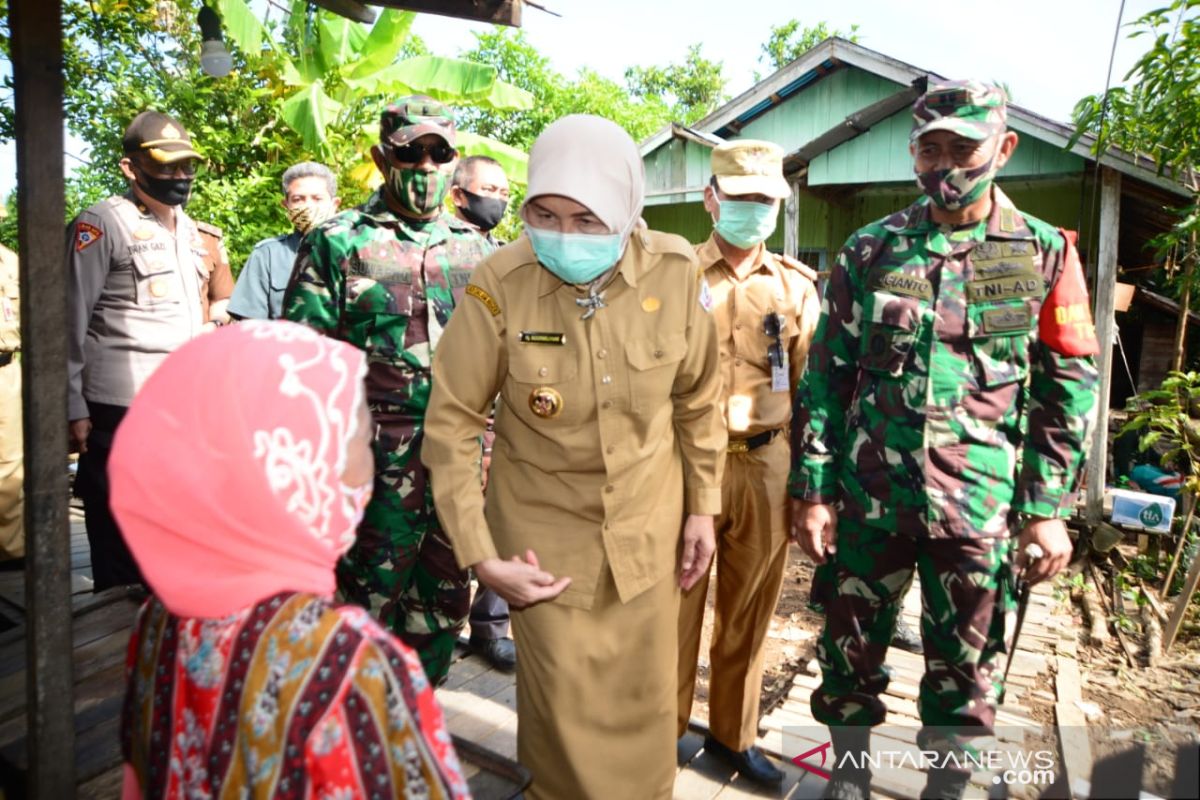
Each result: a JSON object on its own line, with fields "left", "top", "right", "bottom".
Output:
{"left": 520, "top": 115, "right": 646, "bottom": 252}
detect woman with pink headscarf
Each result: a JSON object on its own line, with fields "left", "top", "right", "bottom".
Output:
{"left": 110, "top": 320, "right": 470, "bottom": 799}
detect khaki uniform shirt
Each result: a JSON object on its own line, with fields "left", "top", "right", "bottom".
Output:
{"left": 698, "top": 236, "right": 820, "bottom": 437}
{"left": 67, "top": 193, "right": 208, "bottom": 419}
{"left": 423, "top": 231, "right": 726, "bottom": 610}
{"left": 195, "top": 221, "right": 234, "bottom": 321}
{"left": 0, "top": 244, "right": 18, "bottom": 354}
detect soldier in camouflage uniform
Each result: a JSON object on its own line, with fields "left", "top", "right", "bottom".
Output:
{"left": 284, "top": 97, "right": 490, "bottom": 684}
{"left": 789, "top": 81, "right": 1099, "bottom": 800}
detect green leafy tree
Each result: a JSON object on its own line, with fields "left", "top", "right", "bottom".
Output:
{"left": 624, "top": 43, "right": 726, "bottom": 124}
{"left": 756, "top": 20, "right": 860, "bottom": 78}
{"left": 1073, "top": 0, "right": 1200, "bottom": 370}
{"left": 0, "top": 0, "right": 533, "bottom": 268}
{"left": 456, "top": 29, "right": 717, "bottom": 241}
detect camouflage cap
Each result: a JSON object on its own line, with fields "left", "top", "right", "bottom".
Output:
{"left": 122, "top": 110, "right": 201, "bottom": 163}
{"left": 711, "top": 139, "right": 790, "bottom": 199}
{"left": 910, "top": 80, "right": 1007, "bottom": 142}
{"left": 380, "top": 95, "right": 456, "bottom": 147}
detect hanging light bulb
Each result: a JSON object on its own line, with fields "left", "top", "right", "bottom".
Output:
{"left": 198, "top": 5, "right": 233, "bottom": 78}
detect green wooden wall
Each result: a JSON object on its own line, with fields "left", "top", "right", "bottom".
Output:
{"left": 643, "top": 176, "right": 1099, "bottom": 270}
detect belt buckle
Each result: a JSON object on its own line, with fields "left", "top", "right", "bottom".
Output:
{"left": 727, "top": 439, "right": 749, "bottom": 454}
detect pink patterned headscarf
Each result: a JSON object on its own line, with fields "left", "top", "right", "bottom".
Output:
{"left": 109, "top": 321, "right": 369, "bottom": 619}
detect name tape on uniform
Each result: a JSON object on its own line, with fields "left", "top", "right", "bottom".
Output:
{"left": 867, "top": 268, "right": 933, "bottom": 301}
{"left": 966, "top": 274, "right": 1044, "bottom": 303}
{"left": 466, "top": 284, "right": 501, "bottom": 316}
{"left": 519, "top": 331, "right": 567, "bottom": 345}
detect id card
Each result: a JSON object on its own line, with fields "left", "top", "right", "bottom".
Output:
{"left": 771, "top": 353, "right": 789, "bottom": 393}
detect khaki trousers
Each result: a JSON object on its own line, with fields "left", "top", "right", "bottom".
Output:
{"left": 677, "top": 433, "right": 790, "bottom": 750}
{"left": 512, "top": 563, "right": 679, "bottom": 800}
{"left": 0, "top": 358, "right": 22, "bottom": 560}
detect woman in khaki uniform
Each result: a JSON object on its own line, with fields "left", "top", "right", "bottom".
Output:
{"left": 423, "top": 115, "right": 726, "bottom": 799}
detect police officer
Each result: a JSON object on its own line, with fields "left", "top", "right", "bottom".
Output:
{"left": 422, "top": 115, "right": 725, "bottom": 800}
{"left": 0, "top": 243, "right": 21, "bottom": 564}
{"left": 676, "top": 140, "right": 819, "bottom": 785}
{"left": 284, "top": 97, "right": 492, "bottom": 685}
{"left": 789, "top": 81, "right": 1099, "bottom": 799}
{"left": 228, "top": 162, "right": 341, "bottom": 320}
{"left": 67, "top": 110, "right": 228, "bottom": 591}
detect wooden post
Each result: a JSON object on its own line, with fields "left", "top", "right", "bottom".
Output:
{"left": 12, "top": 0, "right": 75, "bottom": 795}
{"left": 1164, "top": 543, "right": 1200, "bottom": 651}
{"left": 784, "top": 180, "right": 799, "bottom": 260}
{"left": 1086, "top": 167, "right": 1121, "bottom": 526}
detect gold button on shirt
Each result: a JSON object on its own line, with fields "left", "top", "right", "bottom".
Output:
{"left": 423, "top": 232, "right": 726, "bottom": 610}
{"left": 697, "top": 235, "right": 820, "bottom": 437}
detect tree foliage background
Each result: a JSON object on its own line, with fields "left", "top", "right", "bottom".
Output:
{"left": 1073, "top": 0, "right": 1200, "bottom": 370}
{"left": 0, "top": 4, "right": 857, "bottom": 267}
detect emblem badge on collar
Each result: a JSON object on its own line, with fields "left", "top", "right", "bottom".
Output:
{"left": 529, "top": 387, "right": 563, "bottom": 419}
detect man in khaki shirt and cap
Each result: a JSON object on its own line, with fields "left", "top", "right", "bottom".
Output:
{"left": 677, "top": 139, "right": 820, "bottom": 785}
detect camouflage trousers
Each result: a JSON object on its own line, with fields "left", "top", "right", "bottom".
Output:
{"left": 810, "top": 517, "right": 1016, "bottom": 755}
{"left": 337, "top": 428, "right": 469, "bottom": 685}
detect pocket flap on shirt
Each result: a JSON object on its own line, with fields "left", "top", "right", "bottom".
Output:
{"left": 625, "top": 333, "right": 687, "bottom": 371}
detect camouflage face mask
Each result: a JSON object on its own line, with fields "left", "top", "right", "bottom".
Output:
{"left": 915, "top": 149, "right": 999, "bottom": 211}
{"left": 388, "top": 167, "right": 449, "bottom": 216}
{"left": 286, "top": 203, "right": 334, "bottom": 235}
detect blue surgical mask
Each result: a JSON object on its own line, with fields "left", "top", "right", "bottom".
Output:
{"left": 527, "top": 227, "right": 623, "bottom": 285}
{"left": 714, "top": 200, "right": 777, "bottom": 249}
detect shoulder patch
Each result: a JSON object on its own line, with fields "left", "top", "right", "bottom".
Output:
{"left": 466, "top": 284, "right": 501, "bottom": 316}
{"left": 74, "top": 221, "right": 102, "bottom": 252}
{"left": 639, "top": 229, "right": 695, "bottom": 259}
{"left": 698, "top": 276, "right": 714, "bottom": 313}
{"left": 776, "top": 252, "right": 818, "bottom": 283}
{"left": 195, "top": 221, "right": 224, "bottom": 239}
{"left": 1038, "top": 229, "right": 1099, "bottom": 357}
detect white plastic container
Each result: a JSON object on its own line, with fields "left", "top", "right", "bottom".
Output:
{"left": 1108, "top": 487, "right": 1176, "bottom": 533}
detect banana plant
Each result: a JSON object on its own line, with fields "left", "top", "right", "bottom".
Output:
{"left": 211, "top": 0, "right": 531, "bottom": 182}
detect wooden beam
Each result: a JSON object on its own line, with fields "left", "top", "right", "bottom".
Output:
{"left": 368, "top": 0, "right": 522, "bottom": 27}
{"left": 1164, "top": 539, "right": 1200, "bottom": 651}
{"left": 1086, "top": 167, "right": 1121, "bottom": 526}
{"left": 784, "top": 180, "right": 799, "bottom": 260}
{"left": 11, "top": 0, "right": 75, "bottom": 795}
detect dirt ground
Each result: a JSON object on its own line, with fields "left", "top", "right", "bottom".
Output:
{"left": 689, "top": 543, "right": 1200, "bottom": 797}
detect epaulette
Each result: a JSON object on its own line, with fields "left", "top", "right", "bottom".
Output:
{"left": 636, "top": 228, "right": 694, "bottom": 259}
{"left": 775, "top": 252, "right": 818, "bottom": 283}
{"left": 195, "top": 221, "right": 224, "bottom": 240}
{"left": 487, "top": 236, "right": 537, "bottom": 280}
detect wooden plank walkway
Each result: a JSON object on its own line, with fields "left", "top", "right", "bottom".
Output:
{"left": 0, "top": 508, "right": 143, "bottom": 798}
{"left": 440, "top": 577, "right": 1080, "bottom": 799}
{"left": 756, "top": 579, "right": 1074, "bottom": 799}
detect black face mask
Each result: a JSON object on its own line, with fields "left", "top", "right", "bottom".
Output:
{"left": 133, "top": 166, "right": 193, "bottom": 207}
{"left": 457, "top": 189, "right": 508, "bottom": 232}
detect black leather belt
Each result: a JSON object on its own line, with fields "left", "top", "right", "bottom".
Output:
{"left": 0, "top": 352, "right": 14, "bottom": 367}
{"left": 727, "top": 428, "right": 783, "bottom": 453}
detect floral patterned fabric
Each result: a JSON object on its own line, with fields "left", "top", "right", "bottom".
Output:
{"left": 122, "top": 591, "right": 471, "bottom": 799}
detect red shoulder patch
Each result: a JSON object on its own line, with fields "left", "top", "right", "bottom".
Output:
{"left": 74, "top": 221, "right": 103, "bottom": 253}
{"left": 1038, "top": 229, "right": 1100, "bottom": 357}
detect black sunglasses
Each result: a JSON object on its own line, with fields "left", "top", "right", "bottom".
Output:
{"left": 386, "top": 141, "right": 457, "bottom": 165}
{"left": 763, "top": 312, "right": 783, "bottom": 339}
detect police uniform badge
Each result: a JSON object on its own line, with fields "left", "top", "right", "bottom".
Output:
{"left": 529, "top": 387, "right": 563, "bottom": 418}
{"left": 74, "top": 221, "right": 103, "bottom": 252}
